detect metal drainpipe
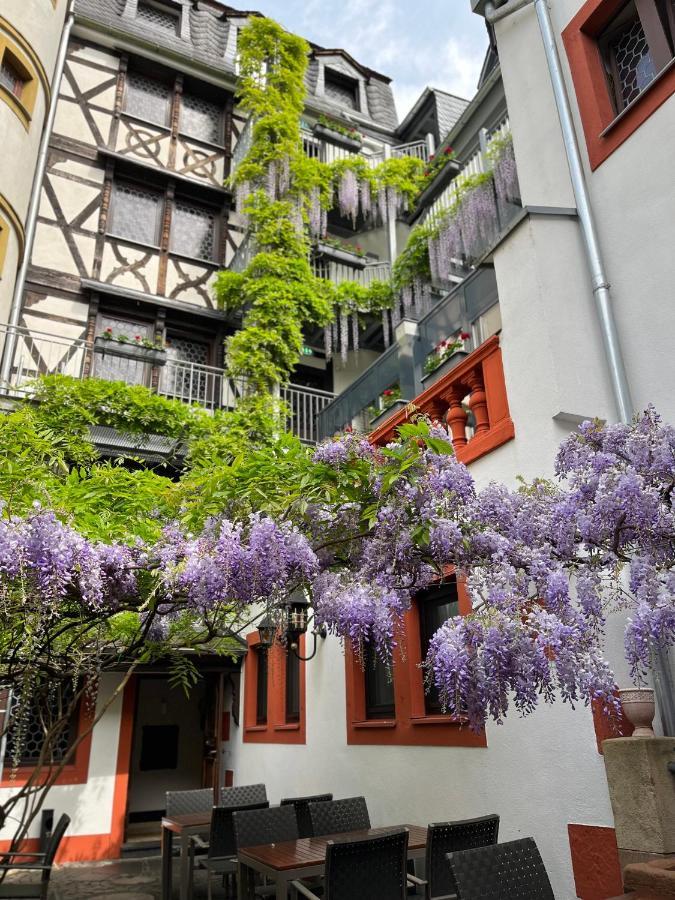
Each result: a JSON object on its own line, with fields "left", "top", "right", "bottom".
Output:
{"left": 0, "top": 2, "right": 76, "bottom": 386}
{"left": 485, "top": 0, "right": 675, "bottom": 735}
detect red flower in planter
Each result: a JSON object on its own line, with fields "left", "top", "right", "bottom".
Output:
{"left": 134, "top": 335, "right": 142, "bottom": 342}
{"left": 460, "top": 331, "right": 471, "bottom": 340}
{"left": 445, "top": 147, "right": 454, "bottom": 155}
{"left": 105, "top": 327, "right": 113, "bottom": 334}
{"left": 382, "top": 389, "right": 394, "bottom": 397}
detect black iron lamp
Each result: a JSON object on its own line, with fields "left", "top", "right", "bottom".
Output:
{"left": 257, "top": 613, "right": 276, "bottom": 650}
{"left": 283, "top": 589, "right": 327, "bottom": 661}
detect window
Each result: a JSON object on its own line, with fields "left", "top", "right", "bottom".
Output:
{"left": 4, "top": 688, "right": 78, "bottom": 768}
{"left": 136, "top": 1, "right": 179, "bottom": 34}
{"left": 160, "top": 335, "right": 214, "bottom": 405}
{"left": 473, "top": 303, "right": 502, "bottom": 346}
{"left": 94, "top": 315, "right": 155, "bottom": 386}
{"left": 255, "top": 649, "right": 268, "bottom": 726}
{"left": 170, "top": 201, "right": 217, "bottom": 261}
{"left": 125, "top": 71, "right": 172, "bottom": 127}
{"left": 285, "top": 651, "right": 300, "bottom": 723}
{"left": 324, "top": 68, "right": 359, "bottom": 110}
{"left": 364, "top": 643, "right": 395, "bottom": 719}
{"left": 0, "top": 215, "right": 8, "bottom": 276}
{"left": 0, "top": 54, "right": 26, "bottom": 100}
{"left": 417, "top": 580, "right": 460, "bottom": 714}
{"left": 563, "top": 0, "right": 675, "bottom": 169}
{"left": 108, "top": 182, "right": 163, "bottom": 246}
{"left": 180, "top": 93, "right": 223, "bottom": 144}
{"left": 599, "top": 0, "right": 675, "bottom": 113}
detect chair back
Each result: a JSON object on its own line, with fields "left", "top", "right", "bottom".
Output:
{"left": 209, "top": 801, "right": 270, "bottom": 860}
{"left": 324, "top": 828, "right": 409, "bottom": 900}
{"left": 280, "top": 794, "right": 333, "bottom": 838}
{"left": 165, "top": 788, "right": 213, "bottom": 817}
{"left": 426, "top": 814, "right": 499, "bottom": 899}
{"left": 232, "top": 804, "right": 298, "bottom": 850}
{"left": 447, "top": 837, "right": 555, "bottom": 900}
{"left": 308, "top": 796, "right": 370, "bottom": 838}
{"left": 42, "top": 813, "right": 70, "bottom": 879}
{"left": 219, "top": 783, "right": 267, "bottom": 808}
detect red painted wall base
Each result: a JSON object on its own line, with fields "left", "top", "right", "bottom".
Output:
{"left": 568, "top": 824, "right": 624, "bottom": 900}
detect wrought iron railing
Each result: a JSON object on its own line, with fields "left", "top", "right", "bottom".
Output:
{"left": 392, "top": 140, "right": 429, "bottom": 162}
{"left": 310, "top": 257, "right": 391, "bottom": 286}
{"left": 0, "top": 324, "right": 334, "bottom": 444}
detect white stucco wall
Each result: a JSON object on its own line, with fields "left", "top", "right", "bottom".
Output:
{"left": 0, "top": 674, "right": 124, "bottom": 843}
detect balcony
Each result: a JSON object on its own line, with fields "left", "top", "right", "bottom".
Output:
{"left": 0, "top": 324, "right": 334, "bottom": 445}
{"left": 317, "top": 267, "right": 501, "bottom": 441}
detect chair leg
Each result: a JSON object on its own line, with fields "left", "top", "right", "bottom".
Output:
{"left": 207, "top": 871, "right": 213, "bottom": 900}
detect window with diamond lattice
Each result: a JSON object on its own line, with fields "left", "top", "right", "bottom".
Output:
{"left": 161, "top": 336, "right": 211, "bottom": 404}
{"left": 180, "top": 93, "right": 223, "bottom": 144}
{"left": 0, "top": 54, "right": 26, "bottom": 99}
{"left": 599, "top": 0, "right": 675, "bottom": 113}
{"left": 109, "top": 182, "right": 163, "bottom": 246}
{"left": 125, "top": 72, "right": 171, "bottom": 126}
{"left": 170, "top": 201, "right": 216, "bottom": 261}
{"left": 4, "top": 688, "right": 78, "bottom": 768}
{"left": 324, "top": 69, "right": 359, "bottom": 110}
{"left": 137, "top": 1, "right": 179, "bottom": 34}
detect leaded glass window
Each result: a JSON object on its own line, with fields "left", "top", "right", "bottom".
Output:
{"left": 0, "top": 55, "right": 26, "bottom": 99}
{"left": 324, "top": 70, "right": 359, "bottom": 110}
{"left": 94, "top": 315, "right": 153, "bottom": 386}
{"left": 170, "top": 201, "right": 216, "bottom": 260}
{"left": 109, "top": 182, "right": 163, "bottom": 246}
{"left": 125, "top": 72, "right": 171, "bottom": 126}
{"left": 611, "top": 16, "right": 656, "bottom": 106}
{"left": 3, "top": 686, "right": 78, "bottom": 768}
{"left": 137, "top": 1, "right": 179, "bottom": 34}
{"left": 160, "top": 336, "right": 213, "bottom": 405}
{"left": 180, "top": 93, "right": 223, "bottom": 144}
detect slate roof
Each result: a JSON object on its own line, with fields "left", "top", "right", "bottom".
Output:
{"left": 433, "top": 90, "right": 470, "bottom": 141}
{"left": 73, "top": 0, "right": 398, "bottom": 130}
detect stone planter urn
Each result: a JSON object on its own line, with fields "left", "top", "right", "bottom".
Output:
{"left": 618, "top": 687, "right": 656, "bottom": 737}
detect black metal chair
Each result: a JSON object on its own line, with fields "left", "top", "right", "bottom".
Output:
{"left": 280, "top": 794, "right": 333, "bottom": 839}
{"left": 407, "top": 814, "right": 500, "bottom": 899}
{"left": 291, "top": 828, "right": 409, "bottom": 900}
{"left": 0, "top": 813, "right": 70, "bottom": 899}
{"left": 307, "top": 797, "right": 370, "bottom": 838}
{"left": 166, "top": 787, "right": 214, "bottom": 817}
{"left": 191, "top": 801, "right": 269, "bottom": 900}
{"left": 447, "top": 837, "right": 555, "bottom": 900}
{"left": 233, "top": 806, "right": 300, "bottom": 900}
{"left": 220, "top": 783, "right": 267, "bottom": 808}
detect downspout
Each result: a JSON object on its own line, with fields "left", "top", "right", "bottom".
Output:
{"left": 0, "top": 2, "right": 76, "bottom": 386}
{"left": 484, "top": 0, "right": 675, "bottom": 735}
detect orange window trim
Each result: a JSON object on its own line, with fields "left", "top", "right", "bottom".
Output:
{"left": 243, "top": 631, "right": 306, "bottom": 744}
{"left": 345, "top": 575, "right": 487, "bottom": 748}
{"left": 562, "top": 0, "right": 675, "bottom": 170}
{"left": 0, "top": 696, "right": 94, "bottom": 788}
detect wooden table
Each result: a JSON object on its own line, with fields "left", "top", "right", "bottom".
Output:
{"left": 237, "top": 824, "right": 428, "bottom": 900}
{"left": 161, "top": 811, "right": 212, "bottom": 900}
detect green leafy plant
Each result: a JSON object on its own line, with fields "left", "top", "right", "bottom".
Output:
{"left": 316, "top": 114, "right": 363, "bottom": 142}
{"left": 366, "top": 384, "right": 401, "bottom": 420}
{"left": 423, "top": 331, "right": 471, "bottom": 374}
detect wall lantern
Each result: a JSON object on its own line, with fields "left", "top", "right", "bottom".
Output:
{"left": 283, "top": 589, "right": 327, "bottom": 662}
{"left": 257, "top": 614, "right": 276, "bottom": 650}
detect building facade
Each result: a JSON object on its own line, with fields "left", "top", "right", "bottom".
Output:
{"left": 0, "top": 0, "right": 674, "bottom": 896}
{"left": 0, "top": 0, "right": 68, "bottom": 325}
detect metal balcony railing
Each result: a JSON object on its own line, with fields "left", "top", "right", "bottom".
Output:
{"left": 392, "top": 140, "right": 429, "bottom": 162}
{"left": 310, "top": 258, "right": 391, "bottom": 286}
{"left": 0, "top": 324, "right": 334, "bottom": 445}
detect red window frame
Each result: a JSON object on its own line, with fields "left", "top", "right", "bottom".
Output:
{"left": 243, "top": 631, "right": 306, "bottom": 744}
{"left": 562, "top": 0, "right": 675, "bottom": 169}
{"left": 345, "top": 574, "right": 487, "bottom": 748}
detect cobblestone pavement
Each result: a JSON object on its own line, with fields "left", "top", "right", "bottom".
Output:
{"left": 5, "top": 855, "right": 220, "bottom": 899}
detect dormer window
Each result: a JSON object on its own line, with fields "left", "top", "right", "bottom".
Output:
{"left": 137, "top": 0, "right": 179, "bottom": 35}
{"left": 324, "top": 68, "right": 359, "bottom": 110}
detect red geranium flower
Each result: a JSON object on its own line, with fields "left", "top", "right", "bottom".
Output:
{"left": 383, "top": 389, "right": 394, "bottom": 397}
{"left": 460, "top": 331, "right": 471, "bottom": 340}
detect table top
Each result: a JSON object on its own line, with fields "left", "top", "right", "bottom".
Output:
{"left": 162, "top": 811, "right": 212, "bottom": 832}
{"left": 238, "top": 824, "right": 428, "bottom": 872}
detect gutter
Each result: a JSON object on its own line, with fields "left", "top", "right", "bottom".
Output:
{"left": 0, "top": 2, "right": 76, "bottom": 386}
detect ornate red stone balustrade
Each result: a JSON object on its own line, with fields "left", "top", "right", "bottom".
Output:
{"left": 369, "top": 335, "right": 515, "bottom": 464}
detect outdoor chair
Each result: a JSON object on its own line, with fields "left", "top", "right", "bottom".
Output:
{"left": 307, "top": 796, "right": 370, "bottom": 837}
{"left": 406, "top": 814, "right": 500, "bottom": 899}
{"left": 290, "top": 827, "right": 409, "bottom": 900}
{"left": 281, "top": 794, "right": 333, "bottom": 838}
{"left": 0, "top": 812, "right": 70, "bottom": 899}
{"left": 166, "top": 787, "right": 214, "bottom": 817}
{"left": 220, "top": 783, "right": 267, "bottom": 808}
{"left": 233, "top": 806, "right": 300, "bottom": 900}
{"left": 446, "top": 837, "right": 555, "bottom": 900}
{"left": 190, "top": 801, "right": 269, "bottom": 900}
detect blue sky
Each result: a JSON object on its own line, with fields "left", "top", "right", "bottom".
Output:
{"left": 244, "top": 1, "right": 490, "bottom": 121}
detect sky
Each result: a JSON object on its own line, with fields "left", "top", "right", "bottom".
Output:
{"left": 240, "top": 0, "right": 490, "bottom": 121}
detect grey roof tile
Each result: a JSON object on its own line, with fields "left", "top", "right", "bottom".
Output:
{"left": 433, "top": 90, "right": 470, "bottom": 141}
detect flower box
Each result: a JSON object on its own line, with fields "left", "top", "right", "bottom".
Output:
{"left": 93, "top": 337, "right": 167, "bottom": 367}
{"left": 316, "top": 241, "right": 367, "bottom": 269}
{"left": 369, "top": 398, "right": 408, "bottom": 429}
{"left": 420, "top": 349, "right": 469, "bottom": 388}
{"left": 313, "top": 123, "right": 363, "bottom": 152}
